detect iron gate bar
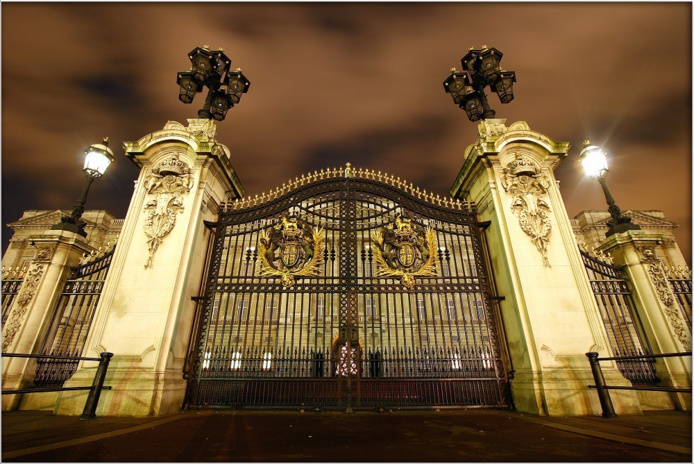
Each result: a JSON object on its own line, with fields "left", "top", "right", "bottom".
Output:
{"left": 580, "top": 248, "right": 659, "bottom": 385}
{"left": 35, "top": 246, "right": 116, "bottom": 387}
{"left": 187, "top": 169, "right": 509, "bottom": 409}
{"left": 1, "top": 268, "right": 25, "bottom": 325}
{"left": 668, "top": 275, "right": 692, "bottom": 330}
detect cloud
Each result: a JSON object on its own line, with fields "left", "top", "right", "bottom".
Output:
{"left": 2, "top": 2, "right": 690, "bottom": 263}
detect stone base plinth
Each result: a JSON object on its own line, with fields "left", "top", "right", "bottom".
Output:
{"left": 55, "top": 368, "right": 187, "bottom": 417}
{"left": 2, "top": 373, "right": 33, "bottom": 411}
{"left": 510, "top": 368, "right": 642, "bottom": 416}
{"left": 19, "top": 391, "right": 59, "bottom": 411}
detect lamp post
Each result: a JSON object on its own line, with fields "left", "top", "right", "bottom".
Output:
{"left": 443, "top": 46, "right": 516, "bottom": 122}
{"left": 51, "top": 138, "right": 115, "bottom": 237}
{"left": 578, "top": 141, "right": 641, "bottom": 237}
{"left": 176, "top": 46, "right": 251, "bottom": 122}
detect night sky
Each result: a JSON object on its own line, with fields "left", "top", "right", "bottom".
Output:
{"left": 2, "top": 3, "right": 691, "bottom": 264}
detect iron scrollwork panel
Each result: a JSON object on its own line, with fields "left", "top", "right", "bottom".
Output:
{"left": 188, "top": 176, "right": 508, "bottom": 408}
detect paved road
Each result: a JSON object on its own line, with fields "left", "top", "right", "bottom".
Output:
{"left": 3, "top": 409, "right": 691, "bottom": 462}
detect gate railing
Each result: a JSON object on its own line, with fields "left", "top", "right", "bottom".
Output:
{"left": 34, "top": 242, "right": 116, "bottom": 387}
{"left": 579, "top": 246, "right": 659, "bottom": 385}
{"left": 586, "top": 351, "right": 692, "bottom": 418}
{"left": 194, "top": 346, "right": 497, "bottom": 379}
{"left": 2, "top": 352, "right": 113, "bottom": 420}
{"left": 666, "top": 265, "right": 692, "bottom": 331}
{"left": 187, "top": 168, "right": 509, "bottom": 410}
{"left": 190, "top": 346, "right": 505, "bottom": 409}
{"left": 1, "top": 265, "right": 27, "bottom": 325}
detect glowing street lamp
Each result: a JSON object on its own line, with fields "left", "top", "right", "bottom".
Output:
{"left": 578, "top": 141, "right": 641, "bottom": 237}
{"left": 176, "top": 46, "right": 250, "bottom": 121}
{"left": 51, "top": 138, "right": 115, "bottom": 237}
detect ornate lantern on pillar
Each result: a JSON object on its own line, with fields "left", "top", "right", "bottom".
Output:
{"left": 444, "top": 46, "right": 516, "bottom": 122}
{"left": 176, "top": 46, "right": 250, "bottom": 121}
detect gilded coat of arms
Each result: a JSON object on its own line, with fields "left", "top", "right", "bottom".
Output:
{"left": 258, "top": 215, "right": 325, "bottom": 287}
{"left": 371, "top": 216, "right": 438, "bottom": 289}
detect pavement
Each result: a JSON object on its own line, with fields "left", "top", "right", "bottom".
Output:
{"left": 1, "top": 408, "right": 691, "bottom": 462}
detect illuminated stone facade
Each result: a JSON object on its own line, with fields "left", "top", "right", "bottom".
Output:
{"left": 2, "top": 119, "right": 690, "bottom": 417}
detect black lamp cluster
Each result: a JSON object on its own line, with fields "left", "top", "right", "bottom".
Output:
{"left": 176, "top": 46, "right": 251, "bottom": 122}
{"left": 51, "top": 46, "right": 635, "bottom": 243}
{"left": 443, "top": 46, "right": 516, "bottom": 122}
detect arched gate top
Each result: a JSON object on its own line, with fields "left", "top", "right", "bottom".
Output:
{"left": 220, "top": 163, "right": 477, "bottom": 225}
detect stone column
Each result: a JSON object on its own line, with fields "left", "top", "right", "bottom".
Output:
{"left": 599, "top": 232, "right": 692, "bottom": 410}
{"left": 450, "top": 119, "right": 641, "bottom": 416}
{"left": 2, "top": 231, "right": 91, "bottom": 410}
{"left": 56, "top": 119, "right": 245, "bottom": 416}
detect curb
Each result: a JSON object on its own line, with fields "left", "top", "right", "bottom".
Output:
{"left": 517, "top": 415, "right": 691, "bottom": 455}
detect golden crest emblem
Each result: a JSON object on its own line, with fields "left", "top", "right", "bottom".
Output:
{"left": 371, "top": 216, "right": 438, "bottom": 289}
{"left": 258, "top": 215, "right": 325, "bottom": 287}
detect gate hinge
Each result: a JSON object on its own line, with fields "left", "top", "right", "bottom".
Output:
{"left": 477, "top": 220, "right": 492, "bottom": 230}
{"left": 191, "top": 296, "right": 205, "bottom": 303}
{"left": 203, "top": 220, "right": 218, "bottom": 230}
{"left": 490, "top": 296, "right": 506, "bottom": 302}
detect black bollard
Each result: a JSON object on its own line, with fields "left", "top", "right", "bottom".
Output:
{"left": 586, "top": 352, "right": 617, "bottom": 418}
{"left": 80, "top": 352, "right": 113, "bottom": 420}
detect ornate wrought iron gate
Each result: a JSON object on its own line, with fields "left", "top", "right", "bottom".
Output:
{"left": 580, "top": 247, "right": 659, "bottom": 385}
{"left": 34, "top": 244, "right": 116, "bottom": 387}
{"left": 2, "top": 266, "right": 26, "bottom": 325}
{"left": 186, "top": 167, "right": 509, "bottom": 409}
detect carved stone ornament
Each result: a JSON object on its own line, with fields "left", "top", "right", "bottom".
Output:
{"left": 478, "top": 120, "right": 508, "bottom": 139}
{"left": 500, "top": 154, "right": 552, "bottom": 267}
{"left": 639, "top": 247, "right": 690, "bottom": 349}
{"left": 371, "top": 215, "right": 438, "bottom": 289}
{"left": 2, "top": 263, "right": 46, "bottom": 351}
{"left": 258, "top": 215, "right": 325, "bottom": 287}
{"left": 33, "top": 246, "right": 53, "bottom": 262}
{"left": 142, "top": 154, "right": 193, "bottom": 268}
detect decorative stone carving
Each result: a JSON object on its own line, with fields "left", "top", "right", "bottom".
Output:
{"left": 2, "top": 262, "right": 46, "bottom": 351}
{"left": 646, "top": 262, "right": 675, "bottom": 307}
{"left": 33, "top": 246, "right": 53, "bottom": 262}
{"left": 371, "top": 215, "right": 438, "bottom": 289}
{"left": 185, "top": 119, "right": 217, "bottom": 139}
{"left": 142, "top": 155, "right": 193, "bottom": 268}
{"left": 478, "top": 120, "right": 508, "bottom": 139}
{"left": 638, "top": 245, "right": 657, "bottom": 263}
{"left": 500, "top": 154, "right": 552, "bottom": 267}
{"left": 639, "top": 246, "right": 690, "bottom": 350}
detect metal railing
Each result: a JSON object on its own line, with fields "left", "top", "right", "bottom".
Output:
{"left": 580, "top": 248, "right": 659, "bottom": 385}
{"left": 586, "top": 351, "right": 692, "bottom": 418}
{"left": 2, "top": 352, "right": 113, "bottom": 420}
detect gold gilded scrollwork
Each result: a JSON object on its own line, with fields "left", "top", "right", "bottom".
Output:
{"left": 258, "top": 215, "right": 325, "bottom": 287}
{"left": 501, "top": 154, "right": 552, "bottom": 267}
{"left": 371, "top": 216, "right": 438, "bottom": 289}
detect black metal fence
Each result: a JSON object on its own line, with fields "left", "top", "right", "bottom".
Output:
{"left": 1, "top": 266, "right": 26, "bottom": 325}
{"left": 187, "top": 169, "right": 509, "bottom": 410}
{"left": 667, "top": 266, "right": 692, "bottom": 331}
{"left": 586, "top": 351, "right": 692, "bottom": 418}
{"left": 2, "top": 352, "right": 113, "bottom": 420}
{"left": 580, "top": 248, "right": 659, "bottom": 385}
{"left": 192, "top": 345, "right": 502, "bottom": 408}
{"left": 35, "top": 246, "right": 115, "bottom": 387}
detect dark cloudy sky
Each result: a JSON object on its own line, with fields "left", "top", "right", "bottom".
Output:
{"left": 2, "top": 2, "right": 691, "bottom": 264}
